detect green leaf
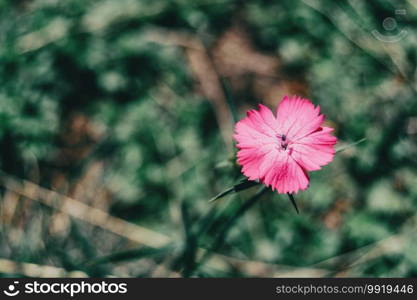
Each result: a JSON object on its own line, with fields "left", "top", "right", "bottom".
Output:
{"left": 209, "top": 179, "right": 260, "bottom": 202}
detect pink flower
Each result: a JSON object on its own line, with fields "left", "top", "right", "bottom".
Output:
{"left": 234, "top": 95, "right": 337, "bottom": 194}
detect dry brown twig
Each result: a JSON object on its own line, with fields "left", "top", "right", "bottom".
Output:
{"left": 0, "top": 258, "right": 87, "bottom": 278}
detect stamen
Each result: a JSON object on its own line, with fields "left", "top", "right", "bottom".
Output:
{"left": 277, "top": 134, "right": 287, "bottom": 141}
{"left": 277, "top": 133, "right": 289, "bottom": 150}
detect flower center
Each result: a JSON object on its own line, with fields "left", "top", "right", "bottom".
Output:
{"left": 277, "top": 134, "right": 290, "bottom": 151}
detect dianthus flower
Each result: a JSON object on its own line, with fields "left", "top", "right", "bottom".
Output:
{"left": 234, "top": 96, "right": 337, "bottom": 194}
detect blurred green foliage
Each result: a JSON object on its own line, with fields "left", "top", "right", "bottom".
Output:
{"left": 0, "top": 0, "right": 417, "bottom": 277}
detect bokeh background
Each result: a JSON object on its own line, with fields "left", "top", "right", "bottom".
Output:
{"left": 1, "top": 0, "right": 417, "bottom": 277}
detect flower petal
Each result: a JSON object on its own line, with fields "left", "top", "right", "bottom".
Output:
{"left": 290, "top": 127, "right": 337, "bottom": 171}
{"left": 236, "top": 144, "right": 276, "bottom": 180}
{"left": 276, "top": 95, "right": 324, "bottom": 140}
{"left": 234, "top": 105, "right": 280, "bottom": 180}
{"left": 261, "top": 154, "right": 309, "bottom": 194}
{"left": 243, "top": 105, "right": 279, "bottom": 138}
